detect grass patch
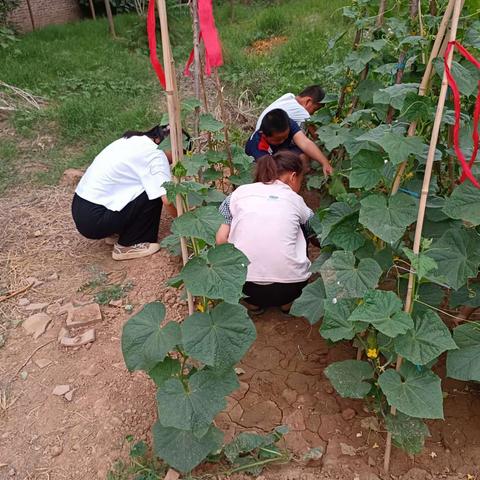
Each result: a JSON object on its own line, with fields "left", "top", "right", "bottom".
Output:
{"left": 0, "top": 0, "right": 349, "bottom": 190}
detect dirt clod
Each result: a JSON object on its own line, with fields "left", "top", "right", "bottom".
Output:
{"left": 341, "top": 408, "right": 356, "bottom": 420}
{"left": 65, "top": 303, "right": 102, "bottom": 328}
{"left": 52, "top": 385, "right": 70, "bottom": 396}
{"left": 60, "top": 168, "right": 84, "bottom": 186}
{"left": 34, "top": 358, "right": 52, "bottom": 369}
{"left": 24, "top": 302, "right": 49, "bottom": 312}
{"left": 22, "top": 312, "right": 52, "bottom": 339}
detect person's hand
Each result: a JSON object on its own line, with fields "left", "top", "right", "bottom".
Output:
{"left": 322, "top": 162, "right": 334, "bottom": 177}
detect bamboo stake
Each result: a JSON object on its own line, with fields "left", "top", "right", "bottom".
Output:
{"left": 156, "top": 0, "right": 195, "bottom": 315}
{"left": 376, "top": 0, "right": 387, "bottom": 28}
{"left": 191, "top": 0, "right": 201, "bottom": 139}
{"left": 391, "top": 0, "right": 456, "bottom": 194}
{"left": 383, "top": 0, "right": 463, "bottom": 473}
{"left": 88, "top": 0, "right": 97, "bottom": 20}
{"left": 104, "top": 0, "right": 116, "bottom": 38}
{"left": 25, "top": 0, "right": 35, "bottom": 30}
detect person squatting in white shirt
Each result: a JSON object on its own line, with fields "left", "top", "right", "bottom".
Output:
{"left": 216, "top": 151, "right": 316, "bottom": 315}
{"left": 71, "top": 125, "right": 177, "bottom": 261}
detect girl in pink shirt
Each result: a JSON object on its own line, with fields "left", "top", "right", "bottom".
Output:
{"left": 216, "top": 151, "right": 314, "bottom": 314}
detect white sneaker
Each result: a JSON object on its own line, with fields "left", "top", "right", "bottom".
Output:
{"left": 112, "top": 242, "right": 161, "bottom": 261}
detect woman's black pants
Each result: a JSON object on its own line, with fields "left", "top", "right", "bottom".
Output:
{"left": 71, "top": 192, "right": 162, "bottom": 247}
{"left": 243, "top": 280, "right": 308, "bottom": 308}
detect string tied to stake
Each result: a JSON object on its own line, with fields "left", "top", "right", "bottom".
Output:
{"left": 443, "top": 40, "right": 480, "bottom": 188}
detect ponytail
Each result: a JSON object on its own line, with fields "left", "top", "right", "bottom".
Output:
{"left": 123, "top": 125, "right": 169, "bottom": 141}
{"left": 254, "top": 150, "right": 304, "bottom": 183}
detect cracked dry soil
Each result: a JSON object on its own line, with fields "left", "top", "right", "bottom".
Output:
{"left": 0, "top": 185, "right": 479, "bottom": 480}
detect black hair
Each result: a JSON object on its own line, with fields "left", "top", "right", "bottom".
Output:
{"left": 123, "top": 125, "right": 169, "bottom": 141}
{"left": 260, "top": 108, "right": 290, "bottom": 136}
{"left": 298, "top": 85, "right": 325, "bottom": 104}
{"left": 254, "top": 150, "right": 304, "bottom": 184}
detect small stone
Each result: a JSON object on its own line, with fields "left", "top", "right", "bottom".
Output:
{"left": 64, "top": 391, "right": 74, "bottom": 402}
{"left": 33, "top": 230, "right": 42, "bottom": 237}
{"left": 65, "top": 303, "right": 102, "bottom": 328}
{"left": 8, "top": 468, "right": 15, "bottom": 477}
{"left": 109, "top": 299, "right": 123, "bottom": 307}
{"left": 52, "top": 385, "right": 70, "bottom": 396}
{"left": 34, "top": 358, "right": 52, "bottom": 369}
{"left": 368, "top": 456, "right": 376, "bottom": 467}
{"left": 324, "top": 384, "right": 334, "bottom": 394}
{"left": 360, "top": 416, "right": 381, "bottom": 432}
{"left": 164, "top": 468, "right": 180, "bottom": 480}
{"left": 60, "top": 329, "right": 96, "bottom": 347}
{"left": 50, "top": 445, "right": 63, "bottom": 457}
{"left": 25, "top": 277, "right": 44, "bottom": 288}
{"left": 341, "top": 408, "right": 356, "bottom": 420}
{"left": 340, "top": 442, "right": 356, "bottom": 456}
{"left": 18, "top": 298, "right": 30, "bottom": 307}
{"left": 20, "top": 371, "right": 28, "bottom": 381}
{"left": 24, "top": 302, "right": 49, "bottom": 312}
{"left": 302, "top": 447, "right": 324, "bottom": 462}
{"left": 47, "top": 273, "right": 59, "bottom": 281}
{"left": 234, "top": 367, "right": 245, "bottom": 375}
{"left": 22, "top": 313, "right": 52, "bottom": 339}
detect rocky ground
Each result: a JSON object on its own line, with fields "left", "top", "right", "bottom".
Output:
{"left": 0, "top": 182, "right": 479, "bottom": 480}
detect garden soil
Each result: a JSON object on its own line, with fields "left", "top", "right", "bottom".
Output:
{"left": 0, "top": 184, "right": 479, "bottom": 480}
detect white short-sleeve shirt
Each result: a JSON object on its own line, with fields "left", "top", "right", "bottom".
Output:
{"left": 255, "top": 93, "right": 310, "bottom": 131}
{"left": 228, "top": 181, "right": 312, "bottom": 283}
{"left": 75, "top": 136, "right": 171, "bottom": 211}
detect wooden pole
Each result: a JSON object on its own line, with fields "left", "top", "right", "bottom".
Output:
{"left": 25, "top": 0, "right": 35, "bottom": 30}
{"left": 88, "top": 0, "right": 97, "bottom": 20}
{"left": 376, "top": 0, "right": 387, "bottom": 28}
{"left": 156, "top": 0, "right": 195, "bottom": 316}
{"left": 390, "top": 0, "right": 456, "bottom": 194}
{"left": 383, "top": 0, "right": 463, "bottom": 473}
{"left": 191, "top": 0, "right": 201, "bottom": 139}
{"left": 104, "top": 0, "right": 116, "bottom": 38}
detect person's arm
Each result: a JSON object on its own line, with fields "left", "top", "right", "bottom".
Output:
{"left": 216, "top": 224, "right": 231, "bottom": 244}
{"left": 293, "top": 131, "right": 333, "bottom": 177}
{"left": 216, "top": 195, "right": 233, "bottom": 244}
{"left": 161, "top": 195, "right": 177, "bottom": 217}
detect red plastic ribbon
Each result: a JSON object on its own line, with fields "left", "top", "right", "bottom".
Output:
{"left": 147, "top": 0, "right": 166, "bottom": 89}
{"left": 184, "top": 0, "right": 223, "bottom": 77}
{"left": 443, "top": 41, "right": 480, "bottom": 188}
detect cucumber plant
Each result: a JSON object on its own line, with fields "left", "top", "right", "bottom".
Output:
{"left": 291, "top": 0, "right": 480, "bottom": 456}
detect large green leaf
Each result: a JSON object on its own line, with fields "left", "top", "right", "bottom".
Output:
{"left": 171, "top": 206, "right": 224, "bottom": 245}
{"left": 149, "top": 357, "right": 182, "bottom": 388}
{"left": 179, "top": 244, "right": 248, "bottom": 304}
{"left": 324, "top": 217, "right": 365, "bottom": 251}
{"left": 359, "top": 193, "right": 418, "bottom": 244}
{"left": 373, "top": 83, "right": 420, "bottom": 110}
{"left": 385, "top": 412, "right": 430, "bottom": 455}
{"left": 443, "top": 182, "right": 480, "bottom": 226}
{"left": 394, "top": 310, "right": 457, "bottom": 365}
{"left": 446, "top": 322, "right": 480, "bottom": 381}
{"left": 375, "top": 133, "right": 425, "bottom": 165}
{"left": 428, "top": 228, "right": 480, "bottom": 290}
{"left": 449, "top": 282, "right": 480, "bottom": 308}
{"left": 157, "top": 367, "right": 237, "bottom": 432}
{"left": 122, "top": 303, "right": 181, "bottom": 372}
{"left": 320, "top": 202, "right": 357, "bottom": 242}
{"left": 320, "top": 251, "right": 382, "bottom": 299}
{"left": 183, "top": 153, "right": 208, "bottom": 176}
{"left": 320, "top": 299, "right": 363, "bottom": 342}
{"left": 324, "top": 360, "right": 374, "bottom": 398}
{"left": 434, "top": 59, "right": 478, "bottom": 97}
{"left": 349, "top": 290, "right": 414, "bottom": 338}
{"left": 402, "top": 247, "right": 438, "bottom": 281}
{"left": 317, "top": 124, "right": 354, "bottom": 151}
{"left": 182, "top": 302, "right": 256, "bottom": 369}
{"left": 153, "top": 421, "right": 223, "bottom": 473}
{"left": 378, "top": 362, "right": 444, "bottom": 419}
{"left": 350, "top": 150, "right": 385, "bottom": 190}
{"left": 290, "top": 278, "right": 326, "bottom": 325}
{"left": 344, "top": 47, "right": 375, "bottom": 74}
{"left": 199, "top": 113, "right": 224, "bottom": 132}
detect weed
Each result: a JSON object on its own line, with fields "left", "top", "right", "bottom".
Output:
{"left": 0, "top": 139, "right": 18, "bottom": 193}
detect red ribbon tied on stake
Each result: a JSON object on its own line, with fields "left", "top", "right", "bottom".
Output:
{"left": 147, "top": 0, "right": 166, "bottom": 89}
{"left": 443, "top": 41, "right": 480, "bottom": 188}
{"left": 184, "top": 0, "right": 223, "bottom": 77}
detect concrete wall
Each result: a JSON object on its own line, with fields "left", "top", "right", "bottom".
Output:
{"left": 8, "top": 0, "right": 82, "bottom": 32}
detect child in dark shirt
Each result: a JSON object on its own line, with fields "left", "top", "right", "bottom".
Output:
{"left": 245, "top": 108, "right": 333, "bottom": 177}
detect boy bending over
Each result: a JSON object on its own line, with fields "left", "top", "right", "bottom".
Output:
{"left": 246, "top": 108, "right": 333, "bottom": 177}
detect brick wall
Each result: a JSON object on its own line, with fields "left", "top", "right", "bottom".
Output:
{"left": 8, "top": 0, "right": 82, "bottom": 32}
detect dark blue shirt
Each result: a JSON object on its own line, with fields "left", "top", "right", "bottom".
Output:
{"left": 245, "top": 118, "right": 301, "bottom": 160}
